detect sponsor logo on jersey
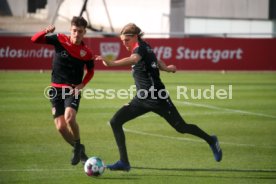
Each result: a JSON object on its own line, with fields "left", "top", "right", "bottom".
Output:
{"left": 61, "top": 50, "right": 68, "bottom": 58}
{"left": 151, "top": 61, "right": 158, "bottom": 68}
{"left": 100, "top": 42, "right": 120, "bottom": 61}
{"left": 80, "top": 49, "right": 87, "bottom": 57}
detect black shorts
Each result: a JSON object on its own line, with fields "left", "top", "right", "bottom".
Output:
{"left": 49, "top": 87, "right": 81, "bottom": 118}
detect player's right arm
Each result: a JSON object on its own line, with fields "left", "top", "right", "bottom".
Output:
{"left": 98, "top": 54, "right": 141, "bottom": 67}
{"left": 31, "top": 25, "right": 55, "bottom": 44}
{"left": 158, "top": 59, "right": 177, "bottom": 73}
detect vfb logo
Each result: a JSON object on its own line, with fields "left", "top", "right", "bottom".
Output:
{"left": 100, "top": 42, "right": 120, "bottom": 61}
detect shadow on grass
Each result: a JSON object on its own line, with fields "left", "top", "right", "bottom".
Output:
{"left": 97, "top": 167, "right": 276, "bottom": 180}
{"left": 129, "top": 166, "right": 276, "bottom": 180}
{"left": 132, "top": 166, "right": 276, "bottom": 173}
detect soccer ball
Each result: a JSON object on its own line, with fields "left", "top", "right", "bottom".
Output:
{"left": 84, "top": 157, "right": 105, "bottom": 177}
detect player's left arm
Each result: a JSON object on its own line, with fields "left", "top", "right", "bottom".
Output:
{"left": 82, "top": 59, "right": 95, "bottom": 86}
{"left": 99, "top": 53, "right": 141, "bottom": 67}
{"left": 73, "top": 59, "right": 95, "bottom": 91}
{"left": 158, "top": 59, "right": 176, "bottom": 73}
{"left": 31, "top": 25, "right": 55, "bottom": 44}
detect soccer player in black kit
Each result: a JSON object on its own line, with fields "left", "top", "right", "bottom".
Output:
{"left": 99, "top": 23, "right": 222, "bottom": 171}
{"left": 31, "top": 16, "right": 94, "bottom": 165}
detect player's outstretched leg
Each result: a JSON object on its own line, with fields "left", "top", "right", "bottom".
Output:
{"left": 157, "top": 101, "right": 223, "bottom": 162}
{"left": 209, "top": 135, "right": 222, "bottom": 162}
{"left": 107, "top": 160, "right": 131, "bottom": 171}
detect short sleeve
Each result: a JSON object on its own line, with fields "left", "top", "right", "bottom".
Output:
{"left": 133, "top": 45, "right": 146, "bottom": 58}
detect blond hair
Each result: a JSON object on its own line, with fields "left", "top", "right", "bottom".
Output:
{"left": 120, "top": 23, "right": 144, "bottom": 40}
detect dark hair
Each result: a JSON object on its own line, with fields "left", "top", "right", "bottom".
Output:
{"left": 71, "top": 16, "right": 88, "bottom": 28}
{"left": 120, "top": 23, "right": 144, "bottom": 40}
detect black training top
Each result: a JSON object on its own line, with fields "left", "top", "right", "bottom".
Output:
{"left": 132, "top": 40, "right": 166, "bottom": 100}
{"left": 45, "top": 34, "right": 94, "bottom": 85}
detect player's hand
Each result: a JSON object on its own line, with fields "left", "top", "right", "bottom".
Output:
{"left": 71, "top": 83, "right": 84, "bottom": 96}
{"left": 94, "top": 55, "right": 103, "bottom": 61}
{"left": 45, "top": 25, "right": 55, "bottom": 34}
{"left": 167, "top": 65, "right": 177, "bottom": 73}
{"left": 95, "top": 55, "right": 110, "bottom": 66}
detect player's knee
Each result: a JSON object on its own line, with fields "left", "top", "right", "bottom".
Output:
{"left": 175, "top": 127, "right": 187, "bottom": 134}
{"left": 174, "top": 122, "right": 188, "bottom": 134}
{"left": 109, "top": 118, "right": 117, "bottom": 128}
{"left": 64, "top": 113, "right": 76, "bottom": 126}
{"left": 64, "top": 108, "right": 76, "bottom": 125}
{"left": 109, "top": 116, "right": 123, "bottom": 129}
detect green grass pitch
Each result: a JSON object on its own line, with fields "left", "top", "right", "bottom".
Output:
{"left": 0, "top": 70, "right": 276, "bottom": 184}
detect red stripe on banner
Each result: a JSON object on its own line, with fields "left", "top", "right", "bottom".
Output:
{"left": 0, "top": 36, "right": 276, "bottom": 70}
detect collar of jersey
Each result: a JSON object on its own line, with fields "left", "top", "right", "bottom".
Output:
{"left": 57, "top": 33, "right": 93, "bottom": 61}
{"left": 131, "top": 42, "right": 139, "bottom": 53}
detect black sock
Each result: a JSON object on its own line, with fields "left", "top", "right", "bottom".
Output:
{"left": 186, "top": 124, "right": 213, "bottom": 145}
{"left": 74, "top": 139, "right": 81, "bottom": 147}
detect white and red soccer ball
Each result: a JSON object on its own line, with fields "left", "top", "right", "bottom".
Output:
{"left": 84, "top": 157, "right": 105, "bottom": 177}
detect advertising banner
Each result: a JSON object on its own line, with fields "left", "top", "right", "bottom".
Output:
{"left": 1, "top": 36, "right": 276, "bottom": 70}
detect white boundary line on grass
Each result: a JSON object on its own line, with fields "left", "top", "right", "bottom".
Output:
{"left": 122, "top": 127, "right": 276, "bottom": 148}
{"left": 106, "top": 122, "right": 275, "bottom": 149}
{"left": 175, "top": 101, "right": 276, "bottom": 119}
{"left": 0, "top": 168, "right": 77, "bottom": 172}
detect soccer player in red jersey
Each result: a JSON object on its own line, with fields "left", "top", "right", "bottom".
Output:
{"left": 98, "top": 23, "right": 222, "bottom": 171}
{"left": 31, "top": 16, "right": 94, "bottom": 165}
